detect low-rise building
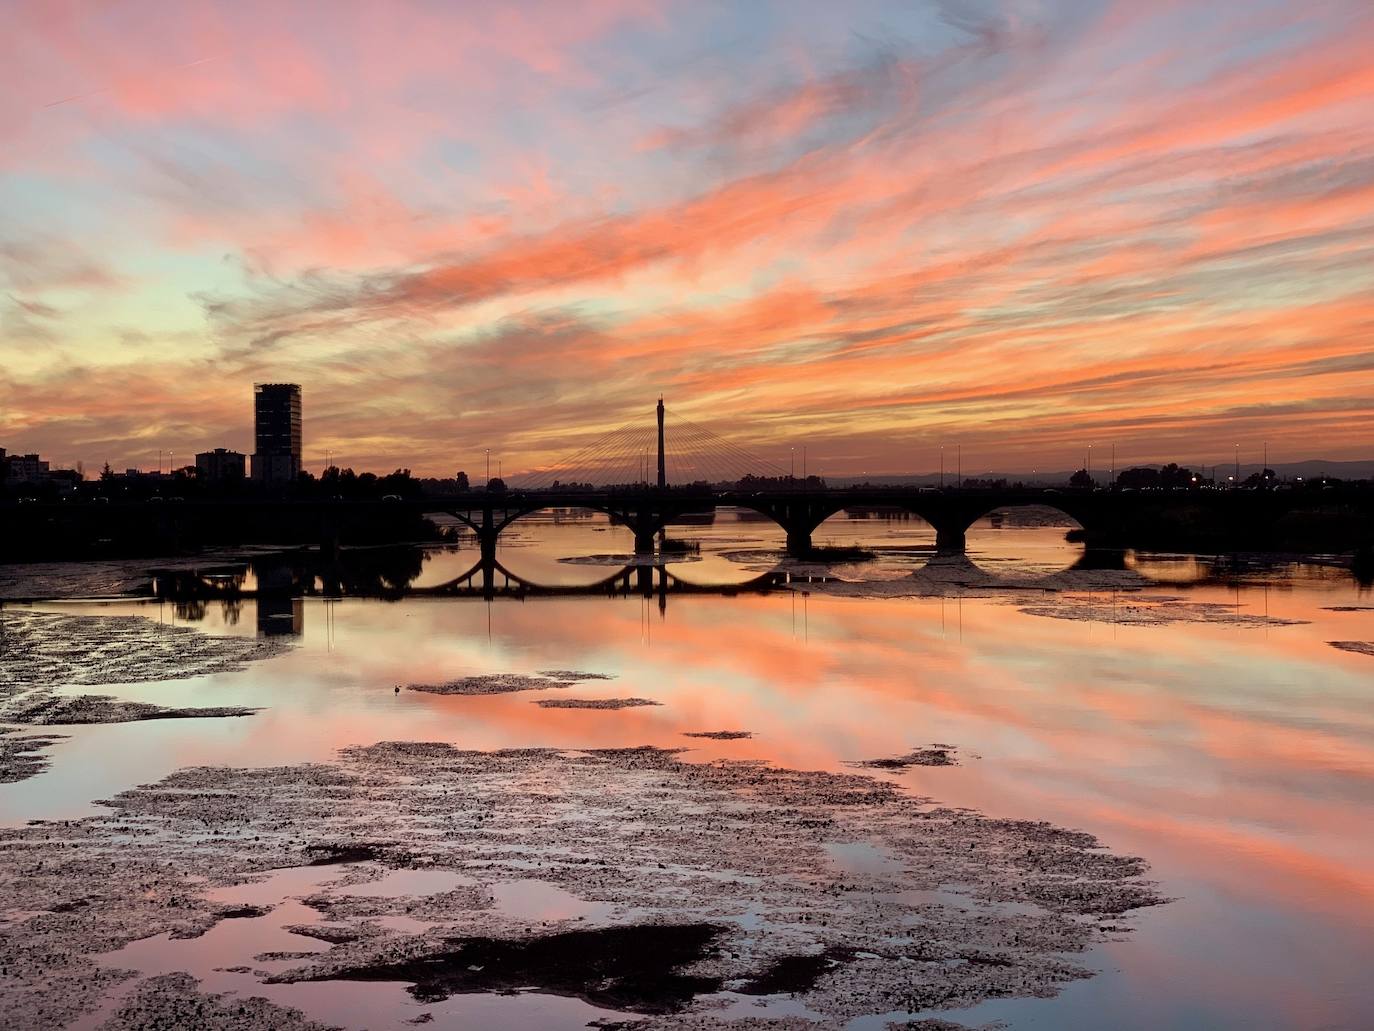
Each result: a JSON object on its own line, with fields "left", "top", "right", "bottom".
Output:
{"left": 196, "top": 448, "right": 247, "bottom": 483}
{"left": 3, "top": 451, "right": 50, "bottom": 485}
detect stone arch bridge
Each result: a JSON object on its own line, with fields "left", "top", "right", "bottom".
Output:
{"left": 424, "top": 484, "right": 1372, "bottom": 558}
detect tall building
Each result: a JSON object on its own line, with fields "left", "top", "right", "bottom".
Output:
{"left": 196, "top": 448, "right": 246, "bottom": 483}
{"left": 251, "top": 383, "right": 302, "bottom": 484}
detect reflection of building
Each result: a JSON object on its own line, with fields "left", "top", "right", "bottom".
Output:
{"left": 255, "top": 595, "right": 304, "bottom": 637}
{"left": 251, "top": 556, "right": 306, "bottom": 637}
{"left": 251, "top": 383, "right": 302, "bottom": 484}
{"left": 196, "top": 448, "right": 246, "bottom": 483}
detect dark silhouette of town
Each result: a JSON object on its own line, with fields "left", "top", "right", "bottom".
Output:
{"left": 4, "top": 386, "right": 1373, "bottom": 569}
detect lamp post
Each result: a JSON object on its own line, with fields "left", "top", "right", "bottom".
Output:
{"left": 485, "top": 448, "right": 490, "bottom": 485}
{"left": 939, "top": 445, "right": 944, "bottom": 489}
{"left": 1234, "top": 443, "right": 1240, "bottom": 487}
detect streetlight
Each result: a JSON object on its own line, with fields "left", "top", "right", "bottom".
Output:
{"left": 485, "top": 448, "right": 490, "bottom": 484}
{"left": 1234, "top": 443, "right": 1240, "bottom": 485}
{"left": 939, "top": 445, "right": 945, "bottom": 489}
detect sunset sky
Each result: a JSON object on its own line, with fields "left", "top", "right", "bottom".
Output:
{"left": 3, "top": 0, "right": 1373, "bottom": 477}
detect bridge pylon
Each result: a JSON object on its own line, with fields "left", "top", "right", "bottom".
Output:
{"left": 656, "top": 396, "right": 666, "bottom": 490}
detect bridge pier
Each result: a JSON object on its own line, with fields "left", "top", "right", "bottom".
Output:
{"left": 478, "top": 505, "right": 499, "bottom": 563}
{"left": 754, "top": 496, "right": 839, "bottom": 559}
{"left": 319, "top": 516, "right": 341, "bottom": 561}
{"left": 634, "top": 529, "right": 658, "bottom": 554}
{"left": 935, "top": 525, "right": 967, "bottom": 555}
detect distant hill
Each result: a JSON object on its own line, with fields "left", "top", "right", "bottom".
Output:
{"left": 823, "top": 459, "right": 1374, "bottom": 487}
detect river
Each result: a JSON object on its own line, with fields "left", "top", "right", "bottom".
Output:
{"left": 1, "top": 508, "right": 1371, "bottom": 1030}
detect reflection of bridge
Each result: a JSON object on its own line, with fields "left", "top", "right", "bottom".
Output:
{"left": 418, "top": 554, "right": 801, "bottom": 600}
{"left": 149, "top": 550, "right": 829, "bottom": 624}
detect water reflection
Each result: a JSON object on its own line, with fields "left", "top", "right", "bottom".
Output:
{"left": 144, "top": 510, "right": 1367, "bottom": 644}
{"left": 10, "top": 517, "right": 1374, "bottom": 1030}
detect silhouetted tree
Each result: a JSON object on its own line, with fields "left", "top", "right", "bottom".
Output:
{"left": 455, "top": 471, "right": 470, "bottom": 491}
{"left": 1069, "top": 468, "right": 1095, "bottom": 488}
{"left": 1116, "top": 463, "right": 1199, "bottom": 489}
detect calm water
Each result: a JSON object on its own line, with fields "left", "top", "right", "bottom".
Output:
{"left": 5, "top": 509, "right": 1373, "bottom": 1030}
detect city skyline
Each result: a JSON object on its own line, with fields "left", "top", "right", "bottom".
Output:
{"left": 4, "top": 1, "right": 1374, "bottom": 476}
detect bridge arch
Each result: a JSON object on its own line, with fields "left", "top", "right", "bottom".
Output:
{"left": 732, "top": 495, "right": 851, "bottom": 555}
{"left": 962, "top": 501, "right": 1087, "bottom": 573}
{"left": 894, "top": 493, "right": 1107, "bottom": 555}
{"left": 811, "top": 503, "right": 937, "bottom": 555}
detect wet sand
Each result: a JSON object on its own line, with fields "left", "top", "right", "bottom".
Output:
{"left": 0, "top": 727, "right": 67, "bottom": 784}
{"left": 1015, "top": 597, "right": 1307, "bottom": 627}
{"left": 0, "top": 742, "right": 1165, "bottom": 1029}
{"left": 94, "top": 972, "right": 333, "bottom": 1031}
{"left": 0, "top": 610, "right": 286, "bottom": 784}
{"left": 848, "top": 746, "right": 961, "bottom": 769}
{"left": 0, "top": 610, "right": 291, "bottom": 691}
{"left": 2, "top": 694, "right": 258, "bottom": 725}
{"left": 534, "top": 697, "right": 663, "bottom": 709}
{"left": 407, "top": 674, "right": 577, "bottom": 696}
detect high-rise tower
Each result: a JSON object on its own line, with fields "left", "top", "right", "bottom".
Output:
{"left": 251, "top": 383, "right": 302, "bottom": 483}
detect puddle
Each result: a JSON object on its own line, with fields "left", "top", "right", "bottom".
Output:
{"left": 490, "top": 878, "right": 608, "bottom": 922}
{"left": 79, "top": 863, "right": 620, "bottom": 1030}
{"left": 825, "top": 841, "right": 907, "bottom": 877}
{"left": 334, "top": 868, "right": 470, "bottom": 900}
